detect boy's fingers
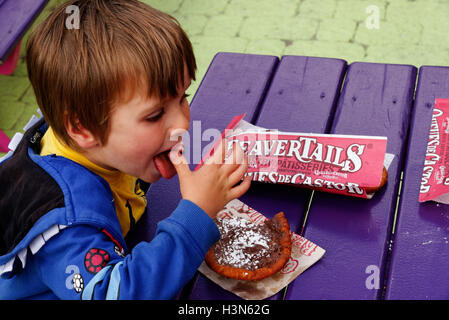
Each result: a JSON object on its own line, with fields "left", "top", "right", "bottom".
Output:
{"left": 227, "top": 159, "right": 249, "bottom": 186}
{"left": 224, "top": 142, "right": 246, "bottom": 173}
{"left": 207, "top": 139, "right": 227, "bottom": 165}
{"left": 224, "top": 142, "right": 237, "bottom": 165}
{"left": 228, "top": 175, "right": 252, "bottom": 200}
{"left": 225, "top": 142, "right": 243, "bottom": 165}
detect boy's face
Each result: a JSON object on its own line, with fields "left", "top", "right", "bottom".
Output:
{"left": 89, "top": 69, "right": 192, "bottom": 183}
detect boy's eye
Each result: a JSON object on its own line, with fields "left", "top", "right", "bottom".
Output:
{"left": 146, "top": 109, "right": 165, "bottom": 122}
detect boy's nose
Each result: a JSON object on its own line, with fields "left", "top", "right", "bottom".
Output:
{"left": 175, "top": 107, "right": 190, "bottom": 130}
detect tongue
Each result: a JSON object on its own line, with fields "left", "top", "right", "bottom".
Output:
{"left": 154, "top": 151, "right": 177, "bottom": 179}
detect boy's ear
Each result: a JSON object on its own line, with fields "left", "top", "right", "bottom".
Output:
{"left": 64, "top": 115, "right": 100, "bottom": 149}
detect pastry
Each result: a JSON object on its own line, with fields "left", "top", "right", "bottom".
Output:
{"left": 205, "top": 211, "right": 292, "bottom": 281}
{"left": 364, "top": 166, "right": 388, "bottom": 194}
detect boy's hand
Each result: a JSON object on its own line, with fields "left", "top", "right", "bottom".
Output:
{"left": 169, "top": 140, "right": 251, "bottom": 219}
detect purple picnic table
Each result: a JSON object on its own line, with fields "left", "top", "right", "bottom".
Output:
{"left": 125, "top": 52, "right": 449, "bottom": 300}
{"left": 0, "top": 0, "right": 48, "bottom": 64}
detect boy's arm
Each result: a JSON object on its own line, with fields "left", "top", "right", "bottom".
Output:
{"left": 33, "top": 199, "right": 220, "bottom": 299}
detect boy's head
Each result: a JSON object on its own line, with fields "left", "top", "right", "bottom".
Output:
{"left": 26, "top": 0, "right": 196, "bottom": 182}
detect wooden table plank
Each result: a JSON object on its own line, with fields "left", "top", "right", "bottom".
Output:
{"left": 186, "top": 55, "right": 347, "bottom": 300}
{"left": 0, "top": 0, "right": 48, "bottom": 62}
{"left": 385, "top": 66, "right": 449, "bottom": 300}
{"left": 286, "top": 62, "right": 417, "bottom": 300}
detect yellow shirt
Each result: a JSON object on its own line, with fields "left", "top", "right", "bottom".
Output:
{"left": 40, "top": 127, "right": 147, "bottom": 236}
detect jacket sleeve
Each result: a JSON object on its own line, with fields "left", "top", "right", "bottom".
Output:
{"left": 33, "top": 199, "right": 220, "bottom": 299}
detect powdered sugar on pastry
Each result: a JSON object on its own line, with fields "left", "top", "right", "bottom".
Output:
{"left": 213, "top": 216, "right": 281, "bottom": 271}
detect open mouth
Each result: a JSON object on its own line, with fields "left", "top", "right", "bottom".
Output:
{"left": 153, "top": 143, "right": 184, "bottom": 179}
{"left": 153, "top": 149, "right": 176, "bottom": 179}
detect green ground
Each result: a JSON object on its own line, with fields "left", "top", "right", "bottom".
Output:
{"left": 1, "top": 0, "right": 448, "bottom": 149}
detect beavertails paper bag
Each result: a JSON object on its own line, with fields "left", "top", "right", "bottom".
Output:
{"left": 196, "top": 115, "right": 389, "bottom": 199}
{"left": 198, "top": 199, "right": 325, "bottom": 300}
{"left": 419, "top": 98, "right": 449, "bottom": 203}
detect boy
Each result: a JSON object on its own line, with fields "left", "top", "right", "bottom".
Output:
{"left": 0, "top": 0, "right": 251, "bottom": 299}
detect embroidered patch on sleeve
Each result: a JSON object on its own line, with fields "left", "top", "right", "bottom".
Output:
{"left": 84, "top": 248, "right": 110, "bottom": 274}
{"left": 72, "top": 273, "right": 84, "bottom": 293}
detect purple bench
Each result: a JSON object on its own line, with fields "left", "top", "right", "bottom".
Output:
{"left": 126, "top": 52, "right": 448, "bottom": 300}
{"left": 0, "top": 0, "right": 49, "bottom": 74}
{"left": 385, "top": 66, "right": 449, "bottom": 300}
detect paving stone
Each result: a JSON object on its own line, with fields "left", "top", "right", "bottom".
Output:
{"left": 365, "top": 43, "right": 449, "bottom": 67}
{"left": 226, "top": 0, "right": 299, "bottom": 18}
{"left": 299, "top": 0, "right": 337, "bottom": 19}
{"left": 174, "top": 14, "right": 208, "bottom": 37}
{"left": 317, "top": 19, "right": 357, "bottom": 42}
{"left": 245, "top": 39, "right": 286, "bottom": 57}
{"left": 0, "top": 97, "right": 26, "bottom": 131}
{"left": 0, "top": 76, "right": 29, "bottom": 98}
{"left": 141, "top": 0, "right": 183, "bottom": 13}
{"left": 20, "top": 85, "right": 38, "bottom": 106}
{"left": 240, "top": 16, "right": 318, "bottom": 40}
{"left": 412, "top": 3, "right": 449, "bottom": 50}
{"left": 178, "top": 0, "right": 228, "bottom": 15}
{"left": 421, "top": 25, "right": 449, "bottom": 51}
{"left": 354, "top": 19, "right": 422, "bottom": 46}
{"left": 334, "top": 0, "right": 387, "bottom": 21}
{"left": 203, "top": 15, "right": 244, "bottom": 38}
{"left": 386, "top": 0, "right": 443, "bottom": 23}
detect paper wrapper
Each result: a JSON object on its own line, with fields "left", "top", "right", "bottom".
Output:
{"left": 419, "top": 98, "right": 449, "bottom": 203}
{"left": 198, "top": 199, "right": 325, "bottom": 300}
{"left": 196, "top": 114, "right": 390, "bottom": 199}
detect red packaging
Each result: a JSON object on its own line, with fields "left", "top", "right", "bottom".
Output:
{"left": 196, "top": 115, "right": 389, "bottom": 199}
{"left": 419, "top": 98, "right": 449, "bottom": 203}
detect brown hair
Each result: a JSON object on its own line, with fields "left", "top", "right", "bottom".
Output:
{"left": 26, "top": 0, "right": 196, "bottom": 148}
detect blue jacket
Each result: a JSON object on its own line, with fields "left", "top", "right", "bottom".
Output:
{"left": 0, "top": 119, "right": 220, "bottom": 299}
